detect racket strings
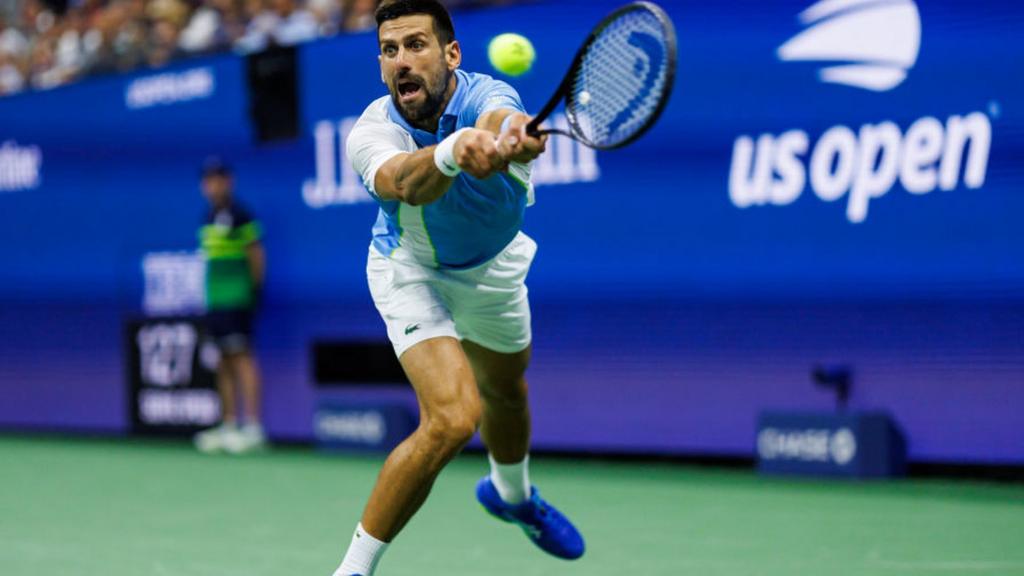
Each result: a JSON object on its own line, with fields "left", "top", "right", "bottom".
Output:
{"left": 569, "top": 8, "right": 671, "bottom": 148}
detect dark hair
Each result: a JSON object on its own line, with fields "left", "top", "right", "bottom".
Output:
{"left": 375, "top": 0, "right": 456, "bottom": 45}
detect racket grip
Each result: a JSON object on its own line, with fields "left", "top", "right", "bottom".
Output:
{"left": 525, "top": 116, "right": 543, "bottom": 137}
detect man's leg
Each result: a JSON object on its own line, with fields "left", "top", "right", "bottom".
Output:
{"left": 216, "top": 354, "right": 237, "bottom": 424}
{"left": 219, "top": 350, "right": 266, "bottom": 453}
{"left": 361, "top": 336, "right": 481, "bottom": 537}
{"left": 462, "top": 340, "right": 531, "bottom": 499}
{"left": 335, "top": 336, "right": 481, "bottom": 575}
{"left": 194, "top": 348, "right": 238, "bottom": 453}
{"left": 464, "top": 339, "right": 586, "bottom": 561}
{"left": 232, "top": 351, "right": 261, "bottom": 426}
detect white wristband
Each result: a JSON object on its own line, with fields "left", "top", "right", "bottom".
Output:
{"left": 434, "top": 128, "right": 470, "bottom": 177}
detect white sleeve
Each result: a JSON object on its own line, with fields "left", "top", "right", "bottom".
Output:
{"left": 345, "top": 110, "right": 414, "bottom": 197}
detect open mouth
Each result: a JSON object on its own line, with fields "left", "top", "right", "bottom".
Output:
{"left": 397, "top": 80, "right": 423, "bottom": 102}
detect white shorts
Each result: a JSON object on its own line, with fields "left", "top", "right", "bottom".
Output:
{"left": 367, "top": 232, "right": 537, "bottom": 358}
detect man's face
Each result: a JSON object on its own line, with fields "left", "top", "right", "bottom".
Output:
{"left": 378, "top": 14, "right": 459, "bottom": 125}
{"left": 202, "top": 173, "right": 232, "bottom": 207}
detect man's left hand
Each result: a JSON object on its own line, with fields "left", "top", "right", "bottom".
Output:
{"left": 497, "top": 113, "right": 548, "bottom": 165}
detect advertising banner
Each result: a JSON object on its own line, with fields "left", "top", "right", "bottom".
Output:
{"left": 1, "top": 0, "right": 1021, "bottom": 462}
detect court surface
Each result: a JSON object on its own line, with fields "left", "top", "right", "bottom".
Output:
{"left": 2, "top": 435, "right": 1022, "bottom": 576}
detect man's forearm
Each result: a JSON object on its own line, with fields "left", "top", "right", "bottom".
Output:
{"left": 477, "top": 109, "right": 517, "bottom": 135}
{"left": 247, "top": 244, "right": 265, "bottom": 288}
{"left": 381, "top": 147, "right": 453, "bottom": 206}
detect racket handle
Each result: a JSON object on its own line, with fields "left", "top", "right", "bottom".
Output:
{"left": 526, "top": 116, "right": 544, "bottom": 137}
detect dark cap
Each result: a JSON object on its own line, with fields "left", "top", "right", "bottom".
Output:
{"left": 200, "top": 156, "right": 232, "bottom": 177}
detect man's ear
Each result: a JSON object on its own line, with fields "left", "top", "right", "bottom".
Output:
{"left": 446, "top": 40, "right": 462, "bottom": 71}
{"left": 378, "top": 55, "right": 385, "bottom": 84}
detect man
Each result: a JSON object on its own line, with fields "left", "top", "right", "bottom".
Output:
{"left": 193, "top": 158, "right": 268, "bottom": 455}
{"left": 334, "top": 1, "right": 584, "bottom": 574}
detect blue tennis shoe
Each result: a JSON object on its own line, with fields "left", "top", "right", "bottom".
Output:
{"left": 476, "top": 477, "right": 585, "bottom": 560}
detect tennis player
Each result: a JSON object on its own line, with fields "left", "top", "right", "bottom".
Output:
{"left": 332, "top": 1, "right": 584, "bottom": 574}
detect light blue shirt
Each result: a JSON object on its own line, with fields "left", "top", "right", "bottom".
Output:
{"left": 349, "top": 70, "right": 531, "bottom": 269}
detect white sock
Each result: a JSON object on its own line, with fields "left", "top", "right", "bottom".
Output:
{"left": 334, "top": 523, "right": 388, "bottom": 576}
{"left": 489, "top": 453, "right": 531, "bottom": 505}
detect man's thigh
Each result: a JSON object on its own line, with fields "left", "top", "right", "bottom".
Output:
{"left": 461, "top": 339, "right": 530, "bottom": 395}
{"left": 400, "top": 336, "right": 481, "bottom": 419}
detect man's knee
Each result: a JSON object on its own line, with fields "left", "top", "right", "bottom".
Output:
{"left": 479, "top": 377, "right": 529, "bottom": 412}
{"left": 423, "top": 401, "right": 481, "bottom": 452}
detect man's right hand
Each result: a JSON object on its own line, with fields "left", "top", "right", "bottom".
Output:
{"left": 453, "top": 128, "right": 509, "bottom": 179}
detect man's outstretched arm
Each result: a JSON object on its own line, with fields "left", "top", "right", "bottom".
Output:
{"left": 371, "top": 129, "right": 511, "bottom": 206}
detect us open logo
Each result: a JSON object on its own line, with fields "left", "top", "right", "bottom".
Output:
{"left": 778, "top": 0, "right": 922, "bottom": 92}
{"left": 729, "top": 0, "right": 993, "bottom": 224}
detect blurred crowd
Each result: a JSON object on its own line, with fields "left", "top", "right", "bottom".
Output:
{"left": 0, "top": 0, "right": 521, "bottom": 96}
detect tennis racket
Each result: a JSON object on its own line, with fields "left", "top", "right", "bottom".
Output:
{"left": 525, "top": 1, "right": 677, "bottom": 150}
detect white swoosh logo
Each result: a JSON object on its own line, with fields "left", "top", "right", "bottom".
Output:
{"left": 778, "top": 0, "right": 922, "bottom": 91}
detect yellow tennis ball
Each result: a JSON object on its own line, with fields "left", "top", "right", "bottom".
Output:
{"left": 488, "top": 33, "right": 535, "bottom": 77}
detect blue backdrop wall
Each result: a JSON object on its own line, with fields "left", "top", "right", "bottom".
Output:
{"left": 1, "top": 0, "right": 1021, "bottom": 463}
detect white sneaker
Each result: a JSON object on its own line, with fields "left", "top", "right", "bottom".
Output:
{"left": 223, "top": 423, "right": 267, "bottom": 454}
{"left": 193, "top": 422, "right": 237, "bottom": 454}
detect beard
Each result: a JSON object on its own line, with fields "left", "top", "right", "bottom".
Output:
{"left": 390, "top": 66, "right": 451, "bottom": 126}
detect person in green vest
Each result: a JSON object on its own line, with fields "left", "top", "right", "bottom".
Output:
{"left": 193, "top": 157, "right": 267, "bottom": 454}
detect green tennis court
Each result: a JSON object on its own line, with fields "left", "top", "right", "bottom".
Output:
{"left": 2, "top": 435, "right": 1022, "bottom": 576}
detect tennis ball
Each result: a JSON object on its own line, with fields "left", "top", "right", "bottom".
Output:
{"left": 488, "top": 33, "right": 535, "bottom": 77}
